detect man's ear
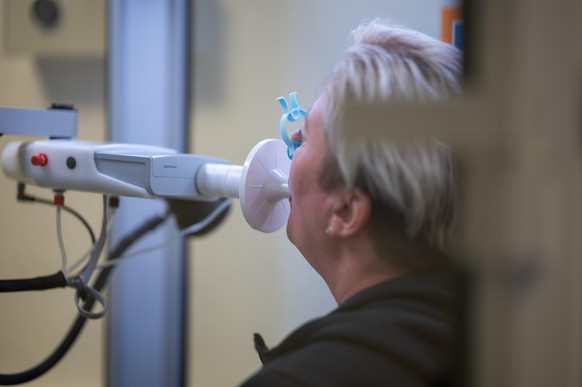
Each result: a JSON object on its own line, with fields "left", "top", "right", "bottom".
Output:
{"left": 327, "top": 188, "right": 371, "bottom": 237}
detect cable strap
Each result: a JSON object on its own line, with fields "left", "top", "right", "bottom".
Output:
{"left": 71, "top": 280, "right": 108, "bottom": 320}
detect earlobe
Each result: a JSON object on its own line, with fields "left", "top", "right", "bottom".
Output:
{"left": 327, "top": 188, "right": 371, "bottom": 238}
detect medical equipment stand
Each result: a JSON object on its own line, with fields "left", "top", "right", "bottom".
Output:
{"left": 107, "top": 1, "right": 190, "bottom": 386}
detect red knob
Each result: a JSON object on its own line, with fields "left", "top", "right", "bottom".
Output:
{"left": 31, "top": 153, "right": 48, "bottom": 166}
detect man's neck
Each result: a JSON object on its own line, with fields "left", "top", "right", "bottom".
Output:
{"left": 326, "top": 246, "right": 406, "bottom": 304}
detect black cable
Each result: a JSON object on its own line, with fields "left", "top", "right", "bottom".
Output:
{"left": 0, "top": 185, "right": 100, "bottom": 293}
{"left": 0, "top": 213, "right": 168, "bottom": 385}
{"left": 0, "top": 196, "right": 230, "bottom": 384}
{"left": 35, "top": 197, "right": 97, "bottom": 244}
{"left": 0, "top": 272, "right": 67, "bottom": 293}
{"left": 17, "top": 183, "right": 97, "bottom": 244}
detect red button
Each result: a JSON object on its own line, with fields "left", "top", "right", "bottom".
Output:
{"left": 31, "top": 153, "right": 48, "bottom": 166}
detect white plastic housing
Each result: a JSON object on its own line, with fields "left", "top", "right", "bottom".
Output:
{"left": 1, "top": 138, "right": 291, "bottom": 232}
{"left": 0, "top": 139, "right": 230, "bottom": 200}
{"left": 1, "top": 140, "right": 177, "bottom": 197}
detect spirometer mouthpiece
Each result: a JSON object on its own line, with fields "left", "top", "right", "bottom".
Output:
{"left": 196, "top": 139, "right": 291, "bottom": 233}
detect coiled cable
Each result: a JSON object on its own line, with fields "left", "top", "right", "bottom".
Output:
{"left": 0, "top": 212, "right": 169, "bottom": 385}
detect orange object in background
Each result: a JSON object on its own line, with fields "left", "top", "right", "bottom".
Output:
{"left": 441, "top": 6, "right": 463, "bottom": 46}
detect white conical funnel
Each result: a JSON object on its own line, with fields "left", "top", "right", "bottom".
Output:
{"left": 196, "top": 139, "right": 291, "bottom": 233}
{"left": 239, "top": 139, "right": 291, "bottom": 232}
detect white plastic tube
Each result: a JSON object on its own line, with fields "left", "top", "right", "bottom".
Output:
{"left": 196, "top": 163, "right": 243, "bottom": 198}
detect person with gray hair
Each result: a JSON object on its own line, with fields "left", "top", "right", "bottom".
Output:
{"left": 242, "top": 19, "right": 463, "bottom": 387}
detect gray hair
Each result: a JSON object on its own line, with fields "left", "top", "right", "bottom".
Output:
{"left": 318, "top": 20, "right": 462, "bottom": 258}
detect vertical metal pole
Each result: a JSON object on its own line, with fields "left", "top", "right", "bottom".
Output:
{"left": 107, "top": 1, "right": 190, "bottom": 386}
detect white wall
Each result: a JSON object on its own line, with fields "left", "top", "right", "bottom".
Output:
{"left": 189, "top": 1, "right": 456, "bottom": 386}
{"left": 0, "top": 1, "right": 456, "bottom": 386}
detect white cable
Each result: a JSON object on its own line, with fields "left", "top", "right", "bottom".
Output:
{"left": 69, "top": 195, "right": 110, "bottom": 319}
{"left": 65, "top": 209, "right": 117, "bottom": 278}
{"left": 56, "top": 206, "right": 68, "bottom": 273}
{"left": 98, "top": 199, "right": 232, "bottom": 270}
{"left": 78, "top": 195, "right": 109, "bottom": 284}
{"left": 66, "top": 248, "right": 91, "bottom": 278}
